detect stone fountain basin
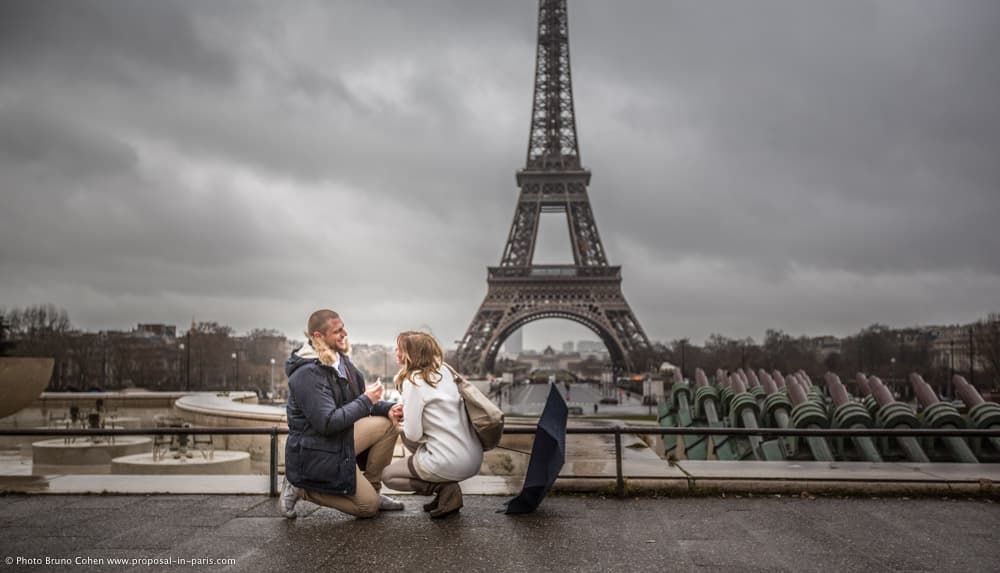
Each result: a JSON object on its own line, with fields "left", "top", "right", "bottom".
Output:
{"left": 32, "top": 436, "right": 152, "bottom": 465}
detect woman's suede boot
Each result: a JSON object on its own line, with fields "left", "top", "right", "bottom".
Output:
{"left": 408, "top": 480, "right": 440, "bottom": 512}
{"left": 422, "top": 496, "right": 439, "bottom": 512}
{"left": 428, "top": 482, "right": 463, "bottom": 519}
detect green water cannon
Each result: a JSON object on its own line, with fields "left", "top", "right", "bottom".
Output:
{"left": 786, "top": 373, "right": 835, "bottom": 461}
{"left": 741, "top": 368, "right": 766, "bottom": 400}
{"left": 728, "top": 373, "right": 762, "bottom": 429}
{"left": 796, "top": 370, "right": 825, "bottom": 402}
{"left": 854, "top": 372, "right": 879, "bottom": 417}
{"left": 910, "top": 373, "right": 977, "bottom": 463}
{"left": 826, "top": 373, "right": 874, "bottom": 428}
{"left": 713, "top": 368, "right": 734, "bottom": 418}
{"left": 726, "top": 373, "right": 763, "bottom": 459}
{"left": 670, "top": 379, "right": 693, "bottom": 412}
{"left": 771, "top": 370, "right": 788, "bottom": 391}
{"left": 668, "top": 370, "right": 694, "bottom": 427}
{"left": 758, "top": 369, "right": 794, "bottom": 460}
{"left": 869, "top": 376, "right": 929, "bottom": 463}
{"left": 953, "top": 375, "right": 1000, "bottom": 456}
{"left": 759, "top": 370, "right": 793, "bottom": 428}
{"left": 825, "top": 372, "right": 882, "bottom": 462}
{"left": 788, "top": 373, "right": 830, "bottom": 430}
{"left": 694, "top": 368, "right": 722, "bottom": 425}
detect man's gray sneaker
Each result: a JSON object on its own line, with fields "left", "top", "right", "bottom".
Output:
{"left": 378, "top": 494, "right": 404, "bottom": 511}
{"left": 280, "top": 476, "right": 300, "bottom": 519}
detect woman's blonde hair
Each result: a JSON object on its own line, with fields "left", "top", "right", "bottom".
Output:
{"left": 393, "top": 331, "right": 444, "bottom": 389}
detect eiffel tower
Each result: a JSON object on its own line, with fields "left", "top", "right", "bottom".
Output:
{"left": 455, "top": 0, "right": 652, "bottom": 375}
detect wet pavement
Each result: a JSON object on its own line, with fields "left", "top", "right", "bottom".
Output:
{"left": 3, "top": 384, "right": 999, "bottom": 571}
{"left": 0, "top": 494, "right": 997, "bottom": 572}
{"left": 502, "top": 382, "right": 654, "bottom": 417}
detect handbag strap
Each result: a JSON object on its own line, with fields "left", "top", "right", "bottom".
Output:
{"left": 442, "top": 362, "right": 462, "bottom": 383}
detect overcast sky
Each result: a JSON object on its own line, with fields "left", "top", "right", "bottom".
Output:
{"left": 1, "top": 0, "right": 998, "bottom": 350}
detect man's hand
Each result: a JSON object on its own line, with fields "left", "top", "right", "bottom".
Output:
{"left": 388, "top": 403, "right": 404, "bottom": 425}
{"left": 364, "top": 382, "right": 384, "bottom": 403}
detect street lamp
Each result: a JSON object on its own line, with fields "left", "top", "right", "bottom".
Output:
{"left": 184, "top": 329, "right": 192, "bottom": 391}
{"left": 890, "top": 356, "right": 897, "bottom": 397}
{"left": 679, "top": 339, "right": 686, "bottom": 382}
{"left": 178, "top": 343, "right": 185, "bottom": 389}
{"left": 231, "top": 352, "right": 238, "bottom": 390}
{"left": 269, "top": 358, "right": 276, "bottom": 398}
{"left": 949, "top": 339, "right": 955, "bottom": 381}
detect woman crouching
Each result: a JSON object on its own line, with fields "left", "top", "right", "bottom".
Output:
{"left": 381, "top": 331, "right": 484, "bottom": 518}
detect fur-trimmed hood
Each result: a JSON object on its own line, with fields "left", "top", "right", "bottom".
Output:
{"left": 285, "top": 342, "right": 324, "bottom": 377}
{"left": 285, "top": 337, "right": 347, "bottom": 377}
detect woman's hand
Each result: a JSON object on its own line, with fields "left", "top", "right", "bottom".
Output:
{"left": 388, "top": 403, "right": 404, "bottom": 425}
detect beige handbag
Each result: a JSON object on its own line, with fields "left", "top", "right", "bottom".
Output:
{"left": 444, "top": 364, "right": 505, "bottom": 451}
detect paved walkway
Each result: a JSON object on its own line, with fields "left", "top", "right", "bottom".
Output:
{"left": 1, "top": 494, "right": 997, "bottom": 572}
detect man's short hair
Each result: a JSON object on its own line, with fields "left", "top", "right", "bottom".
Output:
{"left": 307, "top": 309, "right": 340, "bottom": 336}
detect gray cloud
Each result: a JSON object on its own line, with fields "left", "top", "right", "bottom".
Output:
{"left": 570, "top": 1, "right": 1000, "bottom": 279}
{"left": 0, "top": 1, "right": 235, "bottom": 88}
{"left": 1, "top": 0, "right": 998, "bottom": 349}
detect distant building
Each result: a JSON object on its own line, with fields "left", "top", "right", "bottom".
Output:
{"left": 505, "top": 329, "right": 523, "bottom": 354}
{"left": 517, "top": 346, "right": 583, "bottom": 372}
{"left": 577, "top": 340, "right": 609, "bottom": 359}
{"left": 136, "top": 324, "right": 177, "bottom": 338}
{"left": 350, "top": 343, "right": 395, "bottom": 380}
{"left": 928, "top": 326, "right": 976, "bottom": 374}
{"left": 808, "top": 336, "right": 842, "bottom": 360}
{"left": 562, "top": 341, "right": 574, "bottom": 352}
{"left": 897, "top": 327, "right": 927, "bottom": 347}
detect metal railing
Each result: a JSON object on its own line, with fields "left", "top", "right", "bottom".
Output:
{"left": 3, "top": 426, "right": 999, "bottom": 497}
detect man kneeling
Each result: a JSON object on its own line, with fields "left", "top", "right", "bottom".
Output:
{"left": 280, "top": 309, "right": 404, "bottom": 518}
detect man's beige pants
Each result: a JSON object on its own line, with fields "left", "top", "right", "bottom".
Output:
{"left": 297, "top": 416, "right": 398, "bottom": 518}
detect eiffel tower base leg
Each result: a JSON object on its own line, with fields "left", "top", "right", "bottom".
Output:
{"left": 454, "top": 270, "right": 650, "bottom": 376}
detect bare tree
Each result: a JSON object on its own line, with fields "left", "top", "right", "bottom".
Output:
{"left": 761, "top": 330, "right": 822, "bottom": 377}
{"left": 973, "top": 314, "right": 1000, "bottom": 389}
{"left": 0, "top": 312, "right": 14, "bottom": 356}
{"left": 187, "top": 321, "right": 235, "bottom": 390}
{"left": 65, "top": 333, "right": 103, "bottom": 390}
{"left": 4, "top": 304, "right": 74, "bottom": 388}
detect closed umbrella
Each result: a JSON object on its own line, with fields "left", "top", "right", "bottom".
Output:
{"left": 504, "top": 384, "right": 568, "bottom": 514}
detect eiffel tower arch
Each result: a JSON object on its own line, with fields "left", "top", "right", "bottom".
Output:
{"left": 455, "top": 0, "right": 652, "bottom": 375}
